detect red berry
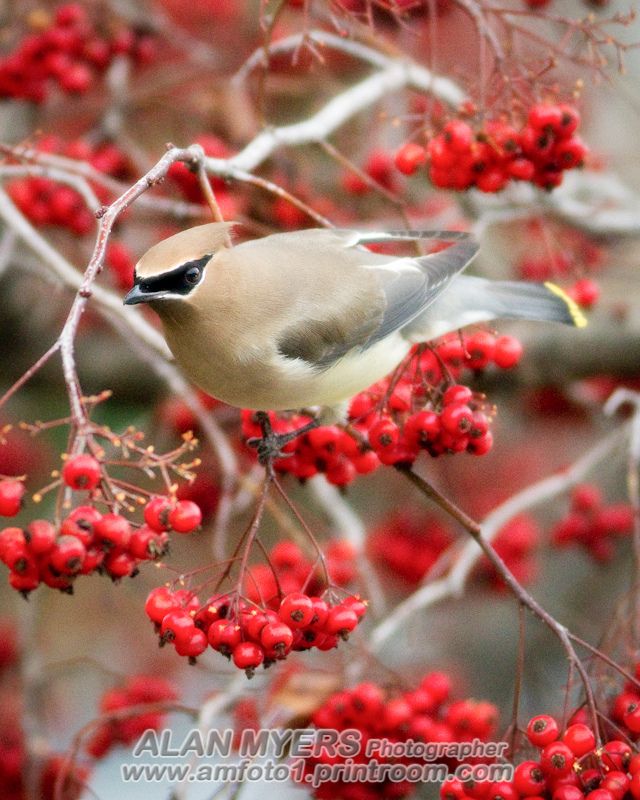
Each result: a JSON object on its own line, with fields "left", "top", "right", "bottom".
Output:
{"left": 278, "top": 593, "right": 314, "bottom": 628}
{"left": 514, "top": 762, "right": 546, "bottom": 796}
{"left": 570, "top": 484, "right": 602, "bottom": 513}
{"left": 24, "top": 520, "right": 56, "bottom": 556}
{"left": 369, "top": 417, "right": 400, "bottom": 450}
{"left": 62, "top": 454, "right": 101, "bottom": 491}
{"left": 528, "top": 104, "right": 564, "bottom": 133}
{"left": 0, "top": 480, "right": 25, "bottom": 516}
{"left": 208, "top": 620, "right": 242, "bottom": 653}
{"left": 145, "top": 587, "right": 179, "bottom": 623}
{"left": 443, "top": 120, "right": 474, "bottom": 152}
{"left": 555, "top": 138, "right": 587, "bottom": 169}
{"left": 94, "top": 513, "right": 131, "bottom": 550}
{"left": 561, "top": 723, "right": 596, "bottom": 756}
{"left": 558, "top": 105, "right": 580, "bottom": 138}
{"left": 51, "top": 535, "right": 86, "bottom": 575}
{"left": 527, "top": 714, "right": 560, "bottom": 747}
{"left": 541, "top": 741, "right": 575, "bottom": 777}
{"left": 168, "top": 500, "right": 202, "bottom": 533}
{"left": 600, "top": 741, "right": 631, "bottom": 772}
{"left": 466, "top": 331, "right": 496, "bottom": 370}
{"left": 623, "top": 701, "right": 640, "bottom": 733}
{"left": 144, "top": 496, "right": 172, "bottom": 532}
{"left": 467, "top": 431, "right": 493, "bottom": 455}
{"left": 324, "top": 605, "right": 359, "bottom": 638}
{"left": 440, "top": 404, "right": 474, "bottom": 435}
{"left": 260, "top": 621, "right": 294, "bottom": 658}
{"left": 394, "top": 142, "right": 427, "bottom": 175}
{"left": 104, "top": 551, "right": 137, "bottom": 579}
{"left": 232, "top": 642, "right": 264, "bottom": 674}
{"left": 160, "top": 610, "right": 196, "bottom": 647}
{"left": 493, "top": 336, "right": 523, "bottom": 369}
{"left": 129, "top": 526, "right": 168, "bottom": 561}
{"left": 175, "top": 628, "right": 208, "bottom": 658}
{"left": 569, "top": 278, "right": 599, "bottom": 309}
{"left": 270, "top": 540, "right": 304, "bottom": 569}
{"left": 443, "top": 384, "right": 473, "bottom": 406}
{"left": 60, "top": 505, "right": 102, "bottom": 544}
{"left": 601, "top": 773, "right": 629, "bottom": 800}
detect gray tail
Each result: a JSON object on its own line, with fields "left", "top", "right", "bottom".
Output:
{"left": 486, "top": 280, "right": 587, "bottom": 328}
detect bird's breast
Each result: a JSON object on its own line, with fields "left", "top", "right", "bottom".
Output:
{"left": 162, "top": 315, "right": 411, "bottom": 411}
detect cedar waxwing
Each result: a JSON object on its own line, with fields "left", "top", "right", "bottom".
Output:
{"left": 123, "top": 223, "right": 585, "bottom": 419}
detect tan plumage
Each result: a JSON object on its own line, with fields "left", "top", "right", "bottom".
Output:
{"left": 124, "top": 222, "right": 585, "bottom": 415}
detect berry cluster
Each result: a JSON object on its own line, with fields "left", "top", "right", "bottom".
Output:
{"left": 396, "top": 105, "right": 585, "bottom": 192}
{"left": 476, "top": 514, "right": 540, "bottom": 590}
{"left": 244, "top": 539, "right": 357, "bottom": 605}
{"left": 86, "top": 675, "right": 179, "bottom": 758}
{"left": 302, "top": 673, "right": 498, "bottom": 799}
{"left": 242, "top": 332, "right": 523, "bottom": 485}
{"left": 7, "top": 135, "right": 131, "bottom": 234}
{"left": 0, "top": 4, "right": 156, "bottom": 102}
{"left": 551, "top": 484, "right": 633, "bottom": 562}
{"left": 144, "top": 586, "right": 367, "bottom": 676}
{"left": 0, "top": 459, "right": 202, "bottom": 594}
{"left": 441, "top": 711, "right": 635, "bottom": 800}
{"left": 368, "top": 512, "right": 454, "bottom": 585}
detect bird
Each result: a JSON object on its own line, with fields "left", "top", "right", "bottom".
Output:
{"left": 123, "top": 223, "right": 585, "bottom": 455}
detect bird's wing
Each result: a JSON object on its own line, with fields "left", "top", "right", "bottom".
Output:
{"left": 275, "top": 230, "right": 479, "bottom": 369}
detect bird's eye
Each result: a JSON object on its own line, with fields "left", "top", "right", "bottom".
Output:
{"left": 184, "top": 266, "right": 201, "bottom": 285}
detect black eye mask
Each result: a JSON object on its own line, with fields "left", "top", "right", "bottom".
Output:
{"left": 136, "top": 254, "right": 211, "bottom": 297}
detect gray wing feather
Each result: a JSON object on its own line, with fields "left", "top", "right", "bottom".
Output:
{"left": 369, "top": 238, "right": 479, "bottom": 348}
{"left": 277, "top": 232, "right": 479, "bottom": 369}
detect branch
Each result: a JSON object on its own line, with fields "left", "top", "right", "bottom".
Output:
{"left": 207, "top": 31, "right": 467, "bottom": 177}
{"left": 369, "top": 424, "right": 628, "bottom": 650}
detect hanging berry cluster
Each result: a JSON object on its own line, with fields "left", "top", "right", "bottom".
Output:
{"left": 0, "top": 416, "right": 203, "bottom": 595}
{"left": 441, "top": 711, "right": 635, "bottom": 800}
{"left": 301, "top": 673, "right": 498, "bottom": 799}
{"left": 0, "top": 3, "right": 156, "bottom": 102}
{"left": 368, "top": 512, "right": 454, "bottom": 585}
{"left": 551, "top": 483, "right": 633, "bottom": 562}
{"left": 0, "top": 493, "right": 201, "bottom": 595}
{"left": 85, "top": 675, "right": 179, "bottom": 758}
{"left": 244, "top": 539, "right": 357, "bottom": 604}
{"left": 395, "top": 105, "right": 586, "bottom": 193}
{"left": 7, "top": 135, "right": 133, "bottom": 235}
{"left": 242, "top": 332, "right": 522, "bottom": 486}
{"left": 144, "top": 586, "right": 367, "bottom": 676}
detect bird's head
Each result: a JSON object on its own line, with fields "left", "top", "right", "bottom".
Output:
{"left": 123, "top": 222, "right": 235, "bottom": 310}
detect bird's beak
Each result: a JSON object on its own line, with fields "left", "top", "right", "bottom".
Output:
{"left": 123, "top": 284, "right": 168, "bottom": 305}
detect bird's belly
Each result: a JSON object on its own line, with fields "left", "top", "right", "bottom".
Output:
{"left": 168, "top": 332, "right": 412, "bottom": 411}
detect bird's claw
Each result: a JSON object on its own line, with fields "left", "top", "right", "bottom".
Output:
{"left": 247, "top": 434, "right": 295, "bottom": 465}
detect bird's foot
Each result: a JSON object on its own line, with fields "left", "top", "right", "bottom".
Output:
{"left": 247, "top": 411, "right": 319, "bottom": 466}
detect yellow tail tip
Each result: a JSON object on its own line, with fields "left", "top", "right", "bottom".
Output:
{"left": 544, "top": 282, "right": 588, "bottom": 329}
